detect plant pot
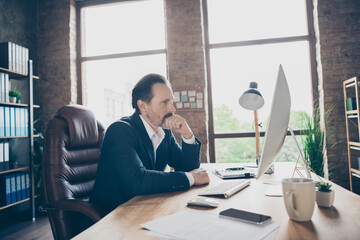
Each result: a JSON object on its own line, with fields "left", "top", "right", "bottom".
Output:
{"left": 9, "top": 97, "right": 17, "bottom": 103}
{"left": 316, "top": 190, "right": 334, "bottom": 207}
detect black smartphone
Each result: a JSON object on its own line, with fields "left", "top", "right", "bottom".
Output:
{"left": 219, "top": 208, "right": 272, "bottom": 225}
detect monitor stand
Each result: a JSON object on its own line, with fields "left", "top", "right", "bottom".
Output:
{"left": 288, "top": 125, "right": 312, "bottom": 179}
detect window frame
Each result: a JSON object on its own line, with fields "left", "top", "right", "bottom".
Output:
{"left": 202, "top": 0, "right": 318, "bottom": 163}
{"left": 76, "top": 0, "right": 167, "bottom": 105}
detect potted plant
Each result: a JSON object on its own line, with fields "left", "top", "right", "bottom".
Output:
{"left": 316, "top": 181, "right": 334, "bottom": 207}
{"left": 16, "top": 91, "right": 22, "bottom": 103}
{"left": 9, "top": 90, "right": 22, "bottom": 103}
{"left": 299, "top": 110, "right": 325, "bottom": 177}
{"left": 299, "top": 104, "right": 334, "bottom": 177}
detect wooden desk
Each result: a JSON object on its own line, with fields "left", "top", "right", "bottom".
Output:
{"left": 73, "top": 163, "right": 360, "bottom": 240}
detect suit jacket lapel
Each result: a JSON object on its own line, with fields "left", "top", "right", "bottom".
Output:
{"left": 129, "top": 113, "right": 155, "bottom": 169}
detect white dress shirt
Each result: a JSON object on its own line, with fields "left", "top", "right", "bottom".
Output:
{"left": 139, "top": 115, "right": 195, "bottom": 186}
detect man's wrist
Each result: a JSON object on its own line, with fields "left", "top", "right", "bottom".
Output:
{"left": 185, "top": 172, "right": 195, "bottom": 186}
{"left": 182, "top": 134, "right": 196, "bottom": 144}
{"left": 182, "top": 132, "right": 193, "bottom": 140}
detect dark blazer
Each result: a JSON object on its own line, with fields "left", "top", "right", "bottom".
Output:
{"left": 90, "top": 112, "right": 201, "bottom": 214}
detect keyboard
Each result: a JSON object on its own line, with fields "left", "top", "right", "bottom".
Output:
{"left": 198, "top": 180, "right": 251, "bottom": 198}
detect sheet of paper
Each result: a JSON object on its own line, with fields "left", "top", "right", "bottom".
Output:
{"left": 142, "top": 210, "right": 280, "bottom": 240}
{"left": 146, "top": 231, "right": 175, "bottom": 239}
{"left": 196, "top": 99, "right": 203, "bottom": 108}
{"left": 147, "top": 222, "right": 280, "bottom": 240}
{"left": 265, "top": 185, "right": 283, "bottom": 197}
{"left": 263, "top": 180, "right": 281, "bottom": 185}
{"left": 176, "top": 102, "right": 183, "bottom": 109}
{"left": 188, "top": 90, "right": 196, "bottom": 97}
{"left": 174, "top": 92, "right": 180, "bottom": 102}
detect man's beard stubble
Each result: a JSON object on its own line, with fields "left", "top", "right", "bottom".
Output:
{"left": 146, "top": 112, "right": 173, "bottom": 128}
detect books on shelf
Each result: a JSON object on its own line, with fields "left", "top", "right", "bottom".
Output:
{"left": 0, "top": 40, "right": 36, "bottom": 217}
{"left": 15, "top": 173, "right": 21, "bottom": 201}
{"left": 0, "top": 106, "right": 4, "bottom": 136}
{"left": 10, "top": 107, "right": 15, "bottom": 136}
{"left": 0, "top": 106, "right": 28, "bottom": 137}
{"left": 0, "top": 142, "right": 10, "bottom": 171}
{"left": 0, "top": 171, "right": 30, "bottom": 206}
{"left": 0, "top": 72, "right": 10, "bottom": 103}
{"left": 10, "top": 174, "right": 15, "bottom": 203}
{"left": 21, "top": 172, "right": 26, "bottom": 200}
{"left": 0, "top": 42, "right": 29, "bottom": 75}
{"left": 4, "top": 107, "right": 10, "bottom": 137}
{"left": 25, "top": 171, "right": 30, "bottom": 198}
{"left": 15, "top": 108, "right": 20, "bottom": 136}
{"left": 0, "top": 175, "right": 11, "bottom": 206}
{"left": 0, "top": 42, "right": 12, "bottom": 71}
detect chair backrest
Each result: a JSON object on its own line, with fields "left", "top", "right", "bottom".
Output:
{"left": 42, "top": 105, "right": 105, "bottom": 240}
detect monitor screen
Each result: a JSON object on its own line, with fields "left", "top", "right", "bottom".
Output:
{"left": 256, "top": 65, "right": 291, "bottom": 179}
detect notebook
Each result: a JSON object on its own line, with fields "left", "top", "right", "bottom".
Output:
{"left": 213, "top": 166, "right": 257, "bottom": 179}
{"left": 198, "top": 179, "right": 251, "bottom": 198}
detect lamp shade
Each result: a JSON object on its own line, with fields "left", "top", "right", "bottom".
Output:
{"left": 239, "top": 82, "right": 264, "bottom": 110}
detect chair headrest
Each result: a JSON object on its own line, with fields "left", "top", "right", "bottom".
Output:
{"left": 55, "top": 105, "right": 99, "bottom": 148}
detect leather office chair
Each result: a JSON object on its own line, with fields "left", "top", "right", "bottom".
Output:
{"left": 42, "top": 105, "right": 106, "bottom": 240}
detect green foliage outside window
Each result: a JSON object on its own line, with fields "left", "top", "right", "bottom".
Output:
{"left": 214, "top": 104, "right": 307, "bottom": 164}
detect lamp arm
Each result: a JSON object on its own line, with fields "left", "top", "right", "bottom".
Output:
{"left": 254, "top": 110, "right": 260, "bottom": 165}
{"left": 288, "top": 125, "right": 312, "bottom": 179}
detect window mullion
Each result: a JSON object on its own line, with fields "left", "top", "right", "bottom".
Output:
{"left": 209, "top": 35, "right": 310, "bottom": 49}
{"left": 81, "top": 49, "right": 167, "bottom": 62}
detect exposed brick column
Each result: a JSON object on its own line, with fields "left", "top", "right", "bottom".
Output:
{"left": 37, "top": 0, "right": 77, "bottom": 132}
{"left": 315, "top": 0, "right": 360, "bottom": 189}
{"left": 165, "top": 0, "right": 208, "bottom": 162}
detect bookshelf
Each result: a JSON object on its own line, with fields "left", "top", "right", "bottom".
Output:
{"left": 343, "top": 76, "right": 360, "bottom": 192}
{"left": 0, "top": 59, "right": 39, "bottom": 221}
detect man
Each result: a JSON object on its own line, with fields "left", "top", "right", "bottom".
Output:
{"left": 90, "top": 73, "right": 209, "bottom": 214}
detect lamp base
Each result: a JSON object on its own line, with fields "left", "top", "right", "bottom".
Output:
{"left": 257, "top": 155, "right": 274, "bottom": 174}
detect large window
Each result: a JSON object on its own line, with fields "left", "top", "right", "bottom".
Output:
{"left": 205, "top": 0, "right": 315, "bottom": 163}
{"left": 79, "top": 0, "right": 166, "bottom": 127}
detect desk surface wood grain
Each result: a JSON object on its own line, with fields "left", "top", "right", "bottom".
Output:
{"left": 73, "top": 163, "right": 360, "bottom": 240}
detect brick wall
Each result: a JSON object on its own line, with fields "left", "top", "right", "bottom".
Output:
{"left": 165, "top": 0, "right": 208, "bottom": 162}
{"left": 315, "top": 0, "right": 360, "bottom": 189}
{"left": 37, "top": 0, "right": 78, "bottom": 131}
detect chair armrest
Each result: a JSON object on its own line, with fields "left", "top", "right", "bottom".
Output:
{"left": 55, "top": 199, "right": 105, "bottom": 222}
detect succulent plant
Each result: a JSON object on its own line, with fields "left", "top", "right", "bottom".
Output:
{"left": 316, "top": 182, "right": 332, "bottom": 192}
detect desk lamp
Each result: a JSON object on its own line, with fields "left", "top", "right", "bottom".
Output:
{"left": 239, "top": 82, "right": 264, "bottom": 165}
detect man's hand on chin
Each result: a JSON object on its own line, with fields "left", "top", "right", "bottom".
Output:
{"left": 163, "top": 114, "right": 193, "bottom": 139}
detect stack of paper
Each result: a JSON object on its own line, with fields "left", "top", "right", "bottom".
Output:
{"left": 142, "top": 210, "right": 279, "bottom": 240}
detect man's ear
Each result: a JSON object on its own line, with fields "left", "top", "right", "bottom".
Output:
{"left": 137, "top": 99, "right": 147, "bottom": 113}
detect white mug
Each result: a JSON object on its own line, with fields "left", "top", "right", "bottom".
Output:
{"left": 282, "top": 178, "right": 316, "bottom": 222}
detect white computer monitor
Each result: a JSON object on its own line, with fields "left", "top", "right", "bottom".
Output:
{"left": 256, "top": 65, "right": 291, "bottom": 179}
